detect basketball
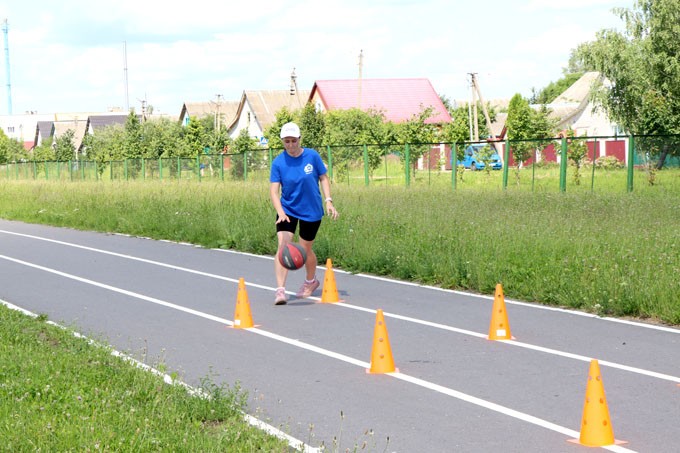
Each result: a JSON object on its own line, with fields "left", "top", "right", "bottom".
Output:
{"left": 278, "top": 242, "right": 307, "bottom": 270}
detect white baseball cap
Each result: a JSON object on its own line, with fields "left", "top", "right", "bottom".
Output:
{"left": 280, "top": 122, "right": 301, "bottom": 138}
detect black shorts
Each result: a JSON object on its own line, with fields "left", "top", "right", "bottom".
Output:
{"left": 276, "top": 214, "right": 322, "bottom": 241}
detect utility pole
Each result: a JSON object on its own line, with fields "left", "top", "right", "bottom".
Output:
{"left": 470, "top": 73, "right": 494, "bottom": 141}
{"left": 358, "top": 49, "right": 363, "bottom": 109}
{"left": 469, "top": 72, "right": 499, "bottom": 153}
{"left": 214, "top": 94, "right": 222, "bottom": 132}
{"left": 469, "top": 73, "right": 479, "bottom": 141}
{"left": 289, "top": 68, "right": 301, "bottom": 108}
{"left": 3, "top": 19, "right": 12, "bottom": 115}
{"left": 139, "top": 97, "right": 147, "bottom": 121}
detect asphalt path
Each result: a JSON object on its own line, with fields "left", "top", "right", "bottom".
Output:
{"left": 1, "top": 218, "right": 679, "bottom": 452}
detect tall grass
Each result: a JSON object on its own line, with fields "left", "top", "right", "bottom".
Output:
{"left": 0, "top": 177, "right": 679, "bottom": 324}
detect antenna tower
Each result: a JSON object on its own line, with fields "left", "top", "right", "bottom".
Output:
{"left": 123, "top": 41, "right": 130, "bottom": 112}
{"left": 2, "top": 19, "right": 12, "bottom": 115}
{"left": 357, "top": 50, "right": 363, "bottom": 108}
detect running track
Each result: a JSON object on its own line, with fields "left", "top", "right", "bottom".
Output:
{"left": 1, "top": 219, "right": 679, "bottom": 452}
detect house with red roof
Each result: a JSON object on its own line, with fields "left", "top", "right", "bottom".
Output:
{"left": 309, "top": 78, "right": 451, "bottom": 124}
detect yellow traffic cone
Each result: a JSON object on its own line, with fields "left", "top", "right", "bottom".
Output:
{"left": 321, "top": 258, "right": 343, "bottom": 303}
{"left": 488, "top": 283, "right": 513, "bottom": 340}
{"left": 232, "top": 278, "right": 254, "bottom": 329}
{"left": 569, "top": 359, "right": 626, "bottom": 447}
{"left": 367, "top": 309, "right": 398, "bottom": 374}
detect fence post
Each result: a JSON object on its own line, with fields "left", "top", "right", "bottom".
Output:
{"left": 220, "top": 155, "right": 224, "bottom": 181}
{"left": 45, "top": 160, "right": 48, "bottom": 180}
{"left": 559, "top": 137, "right": 568, "bottom": 192}
{"left": 591, "top": 140, "right": 597, "bottom": 192}
{"left": 243, "top": 152, "right": 248, "bottom": 181}
{"left": 326, "top": 145, "right": 333, "bottom": 182}
{"left": 159, "top": 158, "right": 163, "bottom": 181}
{"left": 363, "top": 144, "right": 369, "bottom": 186}
{"left": 142, "top": 159, "right": 146, "bottom": 181}
{"left": 627, "top": 135, "right": 635, "bottom": 192}
{"left": 196, "top": 156, "right": 201, "bottom": 182}
{"left": 451, "top": 143, "right": 457, "bottom": 191}
{"left": 405, "top": 144, "right": 411, "bottom": 187}
{"left": 177, "top": 156, "right": 181, "bottom": 180}
{"left": 532, "top": 148, "right": 536, "bottom": 192}
{"left": 503, "top": 139, "right": 510, "bottom": 189}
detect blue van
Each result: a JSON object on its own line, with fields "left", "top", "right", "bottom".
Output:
{"left": 457, "top": 144, "right": 503, "bottom": 171}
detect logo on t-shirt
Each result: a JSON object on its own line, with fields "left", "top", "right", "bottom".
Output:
{"left": 304, "top": 163, "right": 313, "bottom": 174}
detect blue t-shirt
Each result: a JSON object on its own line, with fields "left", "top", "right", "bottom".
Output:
{"left": 270, "top": 148, "right": 328, "bottom": 222}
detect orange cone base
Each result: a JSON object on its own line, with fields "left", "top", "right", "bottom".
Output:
{"left": 229, "top": 323, "right": 260, "bottom": 329}
{"left": 366, "top": 367, "right": 399, "bottom": 374}
{"left": 567, "top": 438, "right": 627, "bottom": 447}
{"left": 318, "top": 298, "right": 344, "bottom": 304}
{"left": 487, "top": 334, "right": 516, "bottom": 341}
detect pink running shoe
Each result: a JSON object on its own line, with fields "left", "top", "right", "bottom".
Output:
{"left": 274, "top": 287, "right": 288, "bottom": 305}
{"left": 296, "top": 278, "right": 320, "bottom": 298}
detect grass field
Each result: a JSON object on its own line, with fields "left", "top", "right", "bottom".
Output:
{"left": 0, "top": 303, "right": 292, "bottom": 451}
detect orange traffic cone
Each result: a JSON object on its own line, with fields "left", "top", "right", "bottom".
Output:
{"left": 488, "top": 283, "right": 513, "bottom": 340}
{"left": 321, "top": 258, "right": 343, "bottom": 303}
{"left": 232, "top": 278, "right": 254, "bottom": 329}
{"left": 569, "top": 359, "right": 626, "bottom": 447}
{"left": 366, "top": 309, "right": 398, "bottom": 374}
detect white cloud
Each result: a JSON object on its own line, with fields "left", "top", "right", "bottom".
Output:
{"left": 524, "top": 0, "right": 622, "bottom": 10}
{"left": 0, "top": 0, "right": 636, "bottom": 114}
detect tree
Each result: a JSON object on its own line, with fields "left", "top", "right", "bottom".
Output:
{"left": 0, "top": 130, "right": 27, "bottom": 163}
{"left": 124, "top": 110, "right": 143, "bottom": 158}
{"left": 530, "top": 72, "right": 584, "bottom": 105}
{"left": 230, "top": 129, "right": 261, "bottom": 179}
{"left": 576, "top": 0, "right": 680, "bottom": 168}
{"left": 54, "top": 129, "right": 76, "bottom": 162}
{"left": 182, "top": 116, "right": 207, "bottom": 156}
{"left": 32, "top": 141, "right": 56, "bottom": 162}
{"left": 563, "top": 129, "right": 588, "bottom": 185}
{"left": 396, "top": 106, "right": 438, "bottom": 173}
{"left": 141, "top": 117, "right": 193, "bottom": 159}
{"left": 297, "top": 103, "right": 325, "bottom": 150}
{"left": 321, "top": 108, "right": 387, "bottom": 178}
{"left": 505, "top": 94, "right": 534, "bottom": 183}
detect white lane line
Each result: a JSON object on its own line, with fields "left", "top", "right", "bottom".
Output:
{"left": 0, "top": 299, "right": 320, "bottom": 453}
{"left": 3, "top": 228, "right": 679, "bottom": 335}
{"left": 0, "top": 255, "right": 637, "bottom": 452}
{"left": 2, "top": 230, "right": 680, "bottom": 384}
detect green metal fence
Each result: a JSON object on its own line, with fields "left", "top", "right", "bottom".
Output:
{"left": 2, "top": 134, "right": 679, "bottom": 192}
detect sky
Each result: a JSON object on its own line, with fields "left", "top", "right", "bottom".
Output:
{"left": 0, "top": 0, "right": 634, "bottom": 117}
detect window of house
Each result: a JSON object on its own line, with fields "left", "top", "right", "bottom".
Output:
{"left": 7, "top": 126, "right": 14, "bottom": 133}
